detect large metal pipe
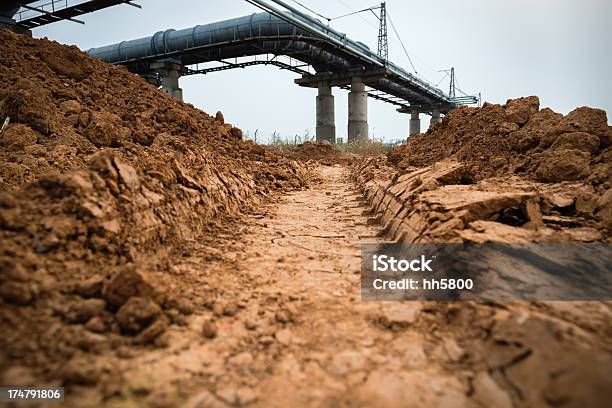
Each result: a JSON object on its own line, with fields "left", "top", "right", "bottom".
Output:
{"left": 88, "top": 12, "right": 350, "bottom": 66}
{"left": 88, "top": 11, "right": 451, "bottom": 106}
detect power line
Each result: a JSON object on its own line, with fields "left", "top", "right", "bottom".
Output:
{"left": 287, "top": 0, "right": 467, "bottom": 92}
{"left": 289, "top": 0, "right": 331, "bottom": 22}
{"left": 332, "top": 0, "right": 379, "bottom": 30}
{"left": 331, "top": 0, "right": 436, "bottom": 79}
{"left": 331, "top": 6, "right": 381, "bottom": 22}
{"left": 386, "top": 9, "right": 417, "bottom": 74}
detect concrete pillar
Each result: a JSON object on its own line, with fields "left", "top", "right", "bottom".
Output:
{"left": 316, "top": 81, "right": 335, "bottom": 143}
{"left": 160, "top": 69, "right": 183, "bottom": 101}
{"left": 348, "top": 77, "right": 368, "bottom": 142}
{"left": 150, "top": 61, "right": 184, "bottom": 101}
{"left": 430, "top": 108, "right": 442, "bottom": 128}
{"left": 409, "top": 110, "right": 421, "bottom": 137}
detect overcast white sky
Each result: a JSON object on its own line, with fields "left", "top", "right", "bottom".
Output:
{"left": 34, "top": 0, "right": 612, "bottom": 142}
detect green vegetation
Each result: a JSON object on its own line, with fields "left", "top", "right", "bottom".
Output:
{"left": 244, "top": 129, "right": 403, "bottom": 155}
{"left": 335, "top": 138, "right": 399, "bottom": 155}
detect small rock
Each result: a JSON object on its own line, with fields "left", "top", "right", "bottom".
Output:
{"left": 59, "top": 100, "right": 82, "bottom": 115}
{"left": 202, "top": 319, "right": 218, "bottom": 339}
{"left": 223, "top": 303, "right": 238, "bottom": 317}
{"left": 175, "top": 298, "right": 194, "bottom": 315}
{"left": 115, "top": 296, "right": 162, "bottom": 334}
{"left": 259, "top": 336, "right": 274, "bottom": 346}
{"left": 545, "top": 193, "right": 575, "bottom": 209}
{"left": 167, "top": 308, "right": 188, "bottom": 326}
{"left": 0, "top": 192, "right": 17, "bottom": 209}
{"left": 275, "top": 310, "right": 292, "bottom": 324}
{"left": 378, "top": 304, "right": 421, "bottom": 329}
{"left": 65, "top": 298, "right": 107, "bottom": 324}
{"left": 535, "top": 149, "right": 591, "bottom": 183}
{"left": 83, "top": 112, "right": 131, "bottom": 147}
{"left": 116, "top": 346, "right": 134, "bottom": 359}
{"left": 230, "top": 127, "right": 243, "bottom": 140}
{"left": 576, "top": 192, "right": 598, "bottom": 217}
{"left": 103, "top": 267, "right": 158, "bottom": 309}
{"left": 228, "top": 352, "right": 254, "bottom": 367}
{"left": 61, "top": 357, "right": 100, "bottom": 385}
{"left": 113, "top": 156, "right": 140, "bottom": 190}
{"left": 551, "top": 132, "right": 600, "bottom": 154}
{"left": 85, "top": 316, "right": 108, "bottom": 333}
{"left": 275, "top": 328, "right": 292, "bottom": 346}
{"left": 596, "top": 188, "right": 612, "bottom": 227}
{"left": 0, "top": 124, "right": 38, "bottom": 150}
{"left": 212, "top": 302, "right": 224, "bottom": 316}
{"left": 1, "top": 262, "right": 29, "bottom": 281}
{"left": 214, "top": 111, "right": 224, "bottom": 124}
{"left": 154, "top": 332, "right": 170, "bottom": 348}
{"left": 0, "top": 281, "right": 33, "bottom": 306}
{"left": 138, "top": 317, "right": 168, "bottom": 344}
{"left": 244, "top": 319, "right": 258, "bottom": 331}
{"left": 505, "top": 96, "right": 540, "bottom": 125}
{"left": 74, "top": 276, "right": 104, "bottom": 298}
{"left": 498, "top": 122, "right": 520, "bottom": 134}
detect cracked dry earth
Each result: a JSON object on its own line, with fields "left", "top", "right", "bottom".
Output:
{"left": 69, "top": 164, "right": 581, "bottom": 408}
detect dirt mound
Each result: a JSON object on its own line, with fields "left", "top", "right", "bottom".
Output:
{"left": 352, "top": 100, "right": 612, "bottom": 406}
{"left": 386, "top": 97, "right": 611, "bottom": 233}
{"left": 388, "top": 97, "right": 611, "bottom": 187}
{"left": 275, "top": 141, "right": 356, "bottom": 165}
{"left": 0, "top": 29, "right": 307, "bottom": 387}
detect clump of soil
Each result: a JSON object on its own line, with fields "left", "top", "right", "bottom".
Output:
{"left": 0, "top": 29, "right": 307, "bottom": 386}
{"left": 388, "top": 97, "right": 611, "bottom": 189}
{"left": 384, "top": 96, "right": 611, "bottom": 234}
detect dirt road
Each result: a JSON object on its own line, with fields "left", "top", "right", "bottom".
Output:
{"left": 63, "top": 164, "right": 467, "bottom": 407}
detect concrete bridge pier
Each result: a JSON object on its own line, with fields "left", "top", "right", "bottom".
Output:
{"left": 348, "top": 77, "right": 368, "bottom": 142}
{"left": 150, "top": 61, "right": 184, "bottom": 101}
{"left": 430, "top": 108, "right": 442, "bottom": 127}
{"left": 409, "top": 110, "right": 421, "bottom": 137}
{"left": 316, "top": 81, "right": 336, "bottom": 143}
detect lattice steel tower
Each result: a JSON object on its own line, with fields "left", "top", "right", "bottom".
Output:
{"left": 449, "top": 67, "right": 456, "bottom": 98}
{"left": 377, "top": 2, "right": 388, "bottom": 61}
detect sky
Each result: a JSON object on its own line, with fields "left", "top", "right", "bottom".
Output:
{"left": 33, "top": 0, "right": 612, "bottom": 142}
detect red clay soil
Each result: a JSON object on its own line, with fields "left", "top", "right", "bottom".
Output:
{"left": 351, "top": 100, "right": 612, "bottom": 407}
{"left": 1, "top": 28, "right": 611, "bottom": 408}
{"left": 388, "top": 97, "right": 611, "bottom": 185}
{"left": 0, "top": 29, "right": 308, "bottom": 389}
{"left": 387, "top": 96, "right": 612, "bottom": 234}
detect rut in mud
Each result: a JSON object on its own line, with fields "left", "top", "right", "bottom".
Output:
{"left": 62, "top": 164, "right": 612, "bottom": 408}
{"left": 66, "top": 164, "right": 473, "bottom": 407}
{"left": 2, "top": 25, "right": 611, "bottom": 408}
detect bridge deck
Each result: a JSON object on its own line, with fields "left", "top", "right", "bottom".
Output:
{"left": 15, "top": 0, "right": 138, "bottom": 28}
{"left": 86, "top": 4, "right": 476, "bottom": 114}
